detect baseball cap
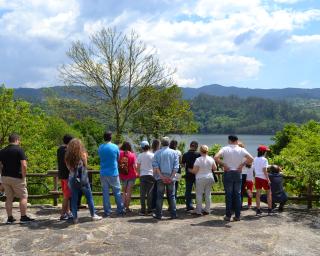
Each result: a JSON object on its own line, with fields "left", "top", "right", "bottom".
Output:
{"left": 140, "top": 141, "right": 149, "bottom": 148}
{"left": 257, "top": 145, "right": 270, "bottom": 152}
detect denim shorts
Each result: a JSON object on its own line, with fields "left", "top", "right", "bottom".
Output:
{"left": 121, "top": 178, "right": 136, "bottom": 187}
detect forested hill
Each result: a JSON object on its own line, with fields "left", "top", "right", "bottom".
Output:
{"left": 12, "top": 85, "right": 320, "bottom": 134}
{"left": 13, "top": 84, "right": 320, "bottom": 102}
{"left": 181, "top": 84, "right": 320, "bottom": 100}
{"left": 191, "top": 94, "right": 320, "bottom": 134}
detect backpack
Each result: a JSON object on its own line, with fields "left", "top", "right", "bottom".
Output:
{"left": 71, "top": 162, "right": 89, "bottom": 189}
{"left": 119, "top": 152, "right": 129, "bottom": 175}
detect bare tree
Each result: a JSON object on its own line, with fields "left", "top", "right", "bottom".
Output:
{"left": 60, "top": 27, "right": 173, "bottom": 142}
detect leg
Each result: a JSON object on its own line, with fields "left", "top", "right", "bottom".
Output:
{"left": 151, "top": 181, "right": 157, "bottom": 210}
{"left": 223, "top": 172, "right": 233, "bottom": 218}
{"left": 260, "top": 194, "right": 267, "bottom": 204}
{"left": 140, "top": 176, "right": 147, "bottom": 213}
{"left": 77, "top": 189, "right": 82, "bottom": 208}
{"left": 109, "top": 176, "right": 124, "bottom": 214}
{"left": 204, "top": 178, "right": 214, "bottom": 213}
{"left": 156, "top": 180, "right": 165, "bottom": 218}
{"left": 185, "top": 177, "right": 195, "bottom": 210}
{"left": 19, "top": 198, "right": 27, "bottom": 216}
{"left": 267, "top": 189, "right": 272, "bottom": 209}
{"left": 2, "top": 181, "right": 14, "bottom": 217}
{"left": 70, "top": 183, "right": 79, "bottom": 219}
{"left": 100, "top": 176, "right": 111, "bottom": 215}
{"left": 195, "top": 178, "right": 205, "bottom": 214}
{"left": 256, "top": 189, "right": 261, "bottom": 209}
{"left": 82, "top": 184, "right": 95, "bottom": 217}
{"left": 241, "top": 174, "right": 247, "bottom": 207}
{"left": 167, "top": 182, "right": 177, "bottom": 218}
{"left": 146, "top": 176, "right": 155, "bottom": 212}
{"left": 125, "top": 180, "right": 135, "bottom": 210}
{"left": 233, "top": 172, "right": 242, "bottom": 218}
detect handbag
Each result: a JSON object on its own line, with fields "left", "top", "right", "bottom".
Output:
{"left": 72, "top": 163, "right": 89, "bottom": 189}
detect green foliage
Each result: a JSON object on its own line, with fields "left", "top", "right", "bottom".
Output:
{"left": 191, "top": 94, "right": 320, "bottom": 134}
{"left": 270, "top": 120, "right": 320, "bottom": 194}
{"left": 132, "top": 85, "right": 198, "bottom": 139}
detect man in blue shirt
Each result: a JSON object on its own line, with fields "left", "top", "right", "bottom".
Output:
{"left": 98, "top": 131, "right": 124, "bottom": 216}
{"left": 152, "top": 137, "right": 179, "bottom": 219}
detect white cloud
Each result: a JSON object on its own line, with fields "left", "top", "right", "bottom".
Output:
{"left": 289, "top": 34, "right": 320, "bottom": 43}
{"left": 273, "top": 0, "right": 302, "bottom": 4}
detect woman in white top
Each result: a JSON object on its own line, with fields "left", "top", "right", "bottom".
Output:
{"left": 191, "top": 145, "right": 217, "bottom": 215}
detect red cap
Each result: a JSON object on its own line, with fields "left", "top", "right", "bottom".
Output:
{"left": 257, "top": 145, "right": 270, "bottom": 152}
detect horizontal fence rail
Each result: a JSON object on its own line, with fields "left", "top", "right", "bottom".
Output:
{"left": 1, "top": 170, "right": 317, "bottom": 209}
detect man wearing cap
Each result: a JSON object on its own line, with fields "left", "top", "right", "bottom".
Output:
{"left": 214, "top": 135, "right": 253, "bottom": 221}
{"left": 254, "top": 145, "right": 272, "bottom": 215}
{"left": 98, "top": 131, "right": 124, "bottom": 216}
{"left": 152, "top": 137, "right": 179, "bottom": 219}
{"left": 137, "top": 141, "right": 155, "bottom": 215}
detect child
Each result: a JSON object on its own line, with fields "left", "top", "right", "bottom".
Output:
{"left": 254, "top": 145, "right": 272, "bottom": 215}
{"left": 261, "top": 165, "right": 288, "bottom": 212}
{"left": 242, "top": 163, "right": 254, "bottom": 208}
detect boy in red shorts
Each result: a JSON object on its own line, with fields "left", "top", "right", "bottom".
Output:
{"left": 57, "top": 135, "right": 73, "bottom": 220}
{"left": 254, "top": 145, "right": 272, "bottom": 215}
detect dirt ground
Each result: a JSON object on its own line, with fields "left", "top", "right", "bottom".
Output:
{"left": 0, "top": 203, "right": 319, "bottom": 256}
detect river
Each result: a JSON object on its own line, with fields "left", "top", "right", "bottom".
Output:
{"left": 170, "top": 134, "right": 273, "bottom": 156}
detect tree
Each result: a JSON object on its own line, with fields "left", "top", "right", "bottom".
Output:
{"left": 132, "top": 85, "right": 198, "bottom": 140}
{"left": 0, "top": 86, "right": 31, "bottom": 147}
{"left": 60, "top": 27, "right": 173, "bottom": 142}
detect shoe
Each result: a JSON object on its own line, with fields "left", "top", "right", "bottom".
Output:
{"left": 60, "top": 214, "right": 69, "bottom": 221}
{"left": 223, "top": 216, "right": 231, "bottom": 221}
{"left": 91, "top": 214, "right": 102, "bottom": 221}
{"left": 248, "top": 205, "right": 252, "bottom": 209}
{"left": 67, "top": 212, "right": 74, "bottom": 220}
{"left": 125, "top": 208, "right": 132, "bottom": 213}
{"left": 6, "top": 216, "right": 16, "bottom": 224}
{"left": 152, "top": 213, "right": 162, "bottom": 220}
{"left": 186, "top": 206, "right": 195, "bottom": 212}
{"left": 0, "top": 191, "right": 5, "bottom": 197}
{"left": 20, "top": 215, "right": 35, "bottom": 224}
{"left": 202, "top": 210, "right": 210, "bottom": 215}
{"left": 73, "top": 218, "right": 79, "bottom": 224}
{"left": 278, "top": 206, "right": 284, "bottom": 212}
{"left": 256, "top": 208, "right": 262, "bottom": 215}
{"left": 233, "top": 216, "right": 241, "bottom": 221}
{"left": 147, "top": 210, "right": 153, "bottom": 215}
{"left": 267, "top": 208, "right": 273, "bottom": 215}
{"left": 139, "top": 211, "right": 146, "bottom": 216}
{"left": 170, "top": 215, "right": 178, "bottom": 220}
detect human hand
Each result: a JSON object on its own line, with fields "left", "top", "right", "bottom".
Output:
{"left": 223, "top": 164, "right": 230, "bottom": 172}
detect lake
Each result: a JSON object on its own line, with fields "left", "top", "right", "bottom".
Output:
{"left": 170, "top": 134, "right": 273, "bottom": 156}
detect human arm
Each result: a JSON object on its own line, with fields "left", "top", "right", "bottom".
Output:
{"left": 21, "top": 160, "right": 27, "bottom": 178}
{"left": 214, "top": 149, "right": 229, "bottom": 172}
{"left": 236, "top": 151, "right": 254, "bottom": 172}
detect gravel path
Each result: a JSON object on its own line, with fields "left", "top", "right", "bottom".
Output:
{"left": 0, "top": 204, "right": 319, "bottom": 256}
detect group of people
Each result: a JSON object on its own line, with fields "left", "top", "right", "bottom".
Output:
{"left": 0, "top": 132, "right": 288, "bottom": 224}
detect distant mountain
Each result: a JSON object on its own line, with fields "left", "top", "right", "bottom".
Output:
{"left": 13, "top": 84, "right": 320, "bottom": 103}
{"left": 181, "top": 84, "right": 320, "bottom": 100}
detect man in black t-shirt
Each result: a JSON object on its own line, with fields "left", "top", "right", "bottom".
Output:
{"left": 0, "top": 133, "right": 34, "bottom": 224}
{"left": 182, "top": 141, "right": 201, "bottom": 211}
{"left": 57, "top": 134, "right": 73, "bottom": 220}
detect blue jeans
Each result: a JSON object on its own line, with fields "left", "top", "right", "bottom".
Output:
{"left": 224, "top": 171, "right": 242, "bottom": 218}
{"left": 185, "top": 176, "right": 195, "bottom": 209}
{"left": 69, "top": 177, "right": 95, "bottom": 219}
{"left": 155, "top": 179, "right": 177, "bottom": 218}
{"left": 100, "top": 175, "right": 124, "bottom": 215}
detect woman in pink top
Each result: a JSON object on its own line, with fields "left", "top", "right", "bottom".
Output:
{"left": 119, "top": 142, "right": 138, "bottom": 212}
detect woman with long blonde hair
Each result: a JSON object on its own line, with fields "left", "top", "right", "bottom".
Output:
{"left": 65, "top": 138, "right": 101, "bottom": 223}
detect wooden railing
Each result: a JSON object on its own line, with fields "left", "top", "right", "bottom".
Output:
{"left": 20, "top": 170, "right": 319, "bottom": 209}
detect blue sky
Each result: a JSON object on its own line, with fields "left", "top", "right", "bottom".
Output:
{"left": 0, "top": 0, "right": 320, "bottom": 89}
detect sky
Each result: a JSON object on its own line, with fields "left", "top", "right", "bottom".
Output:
{"left": 0, "top": 0, "right": 320, "bottom": 89}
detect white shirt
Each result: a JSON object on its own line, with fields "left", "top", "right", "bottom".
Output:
{"left": 194, "top": 155, "right": 216, "bottom": 180}
{"left": 137, "top": 151, "right": 154, "bottom": 176}
{"left": 242, "top": 166, "right": 254, "bottom": 181}
{"left": 253, "top": 157, "right": 268, "bottom": 180}
{"left": 218, "top": 145, "right": 252, "bottom": 171}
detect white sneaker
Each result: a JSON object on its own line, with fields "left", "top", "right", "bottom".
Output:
{"left": 91, "top": 214, "right": 102, "bottom": 221}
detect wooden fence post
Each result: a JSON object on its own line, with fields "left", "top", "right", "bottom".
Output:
{"left": 307, "top": 180, "right": 313, "bottom": 209}
{"left": 53, "top": 175, "right": 58, "bottom": 206}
